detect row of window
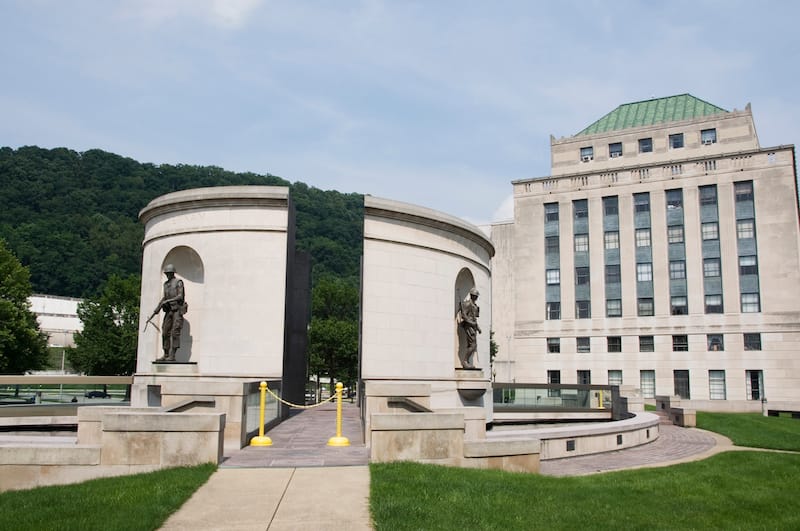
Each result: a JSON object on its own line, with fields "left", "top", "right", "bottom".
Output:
{"left": 546, "top": 333, "right": 762, "bottom": 353}
{"left": 579, "top": 128, "right": 717, "bottom": 162}
{"left": 544, "top": 292, "right": 759, "bottom": 318}
{"left": 546, "top": 219, "right": 754, "bottom": 254}
{"left": 546, "top": 257, "right": 758, "bottom": 286}
{"left": 544, "top": 182, "right": 753, "bottom": 225}
{"left": 546, "top": 368, "right": 764, "bottom": 401}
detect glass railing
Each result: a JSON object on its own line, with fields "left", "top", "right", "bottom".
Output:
{"left": 244, "top": 379, "right": 282, "bottom": 435}
{"left": 493, "top": 383, "right": 616, "bottom": 411}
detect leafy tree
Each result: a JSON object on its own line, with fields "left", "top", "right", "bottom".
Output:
{"left": 0, "top": 239, "right": 48, "bottom": 373}
{"left": 69, "top": 274, "right": 140, "bottom": 375}
{"left": 308, "top": 275, "right": 360, "bottom": 391}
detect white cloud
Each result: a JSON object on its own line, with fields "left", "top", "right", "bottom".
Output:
{"left": 491, "top": 194, "right": 514, "bottom": 223}
{"left": 117, "top": 0, "right": 264, "bottom": 29}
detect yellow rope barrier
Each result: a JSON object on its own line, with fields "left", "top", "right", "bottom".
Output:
{"left": 265, "top": 387, "right": 337, "bottom": 410}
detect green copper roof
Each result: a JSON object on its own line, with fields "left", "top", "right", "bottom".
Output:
{"left": 576, "top": 94, "right": 728, "bottom": 136}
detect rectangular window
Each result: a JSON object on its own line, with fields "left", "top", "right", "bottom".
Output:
{"left": 577, "top": 337, "right": 591, "bottom": 353}
{"left": 637, "top": 263, "right": 652, "bottom": 282}
{"left": 544, "top": 202, "right": 559, "bottom": 222}
{"left": 668, "top": 225, "right": 684, "bottom": 244}
{"left": 637, "top": 298, "right": 654, "bottom": 316}
{"left": 608, "top": 370, "right": 623, "bottom": 386}
{"left": 705, "top": 294, "right": 723, "bottom": 314}
{"left": 669, "top": 133, "right": 684, "bottom": 149}
{"left": 735, "top": 181, "right": 754, "bottom": 202}
{"left": 573, "top": 199, "right": 588, "bottom": 219}
{"left": 607, "top": 336, "right": 622, "bottom": 353}
{"left": 709, "top": 370, "right": 726, "bottom": 400}
{"left": 737, "top": 219, "right": 755, "bottom": 240}
{"left": 707, "top": 334, "right": 724, "bottom": 351}
{"left": 605, "top": 264, "right": 621, "bottom": 284}
{"left": 635, "top": 228, "right": 651, "bottom": 248}
{"left": 546, "top": 269, "right": 560, "bottom": 285}
{"left": 741, "top": 293, "right": 761, "bottom": 313}
{"left": 639, "top": 335, "right": 655, "bottom": 352}
{"left": 701, "top": 128, "right": 717, "bottom": 145}
{"left": 604, "top": 231, "right": 620, "bottom": 249}
{"left": 576, "top": 267, "right": 590, "bottom": 286}
{"left": 672, "top": 335, "right": 689, "bottom": 351}
{"left": 701, "top": 222, "right": 719, "bottom": 240}
{"left": 606, "top": 299, "right": 622, "bottom": 317}
{"left": 699, "top": 185, "right": 718, "bottom": 206}
{"left": 546, "top": 302, "right": 561, "bottom": 320}
{"left": 744, "top": 333, "right": 762, "bottom": 351}
{"left": 640, "top": 370, "right": 656, "bottom": 398}
{"left": 609, "top": 142, "right": 623, "bottom": 158}
{"left": 669, "top": 261, "right": 686, "bottom": 280}
{"left": 547, "top": 338, "right": 561, "bottom": 353}
{"left": 577, "top": 370, "right": 591, "bottom": 385}
{"left": 545, "top": 236, "right": 560, "bottom": 254}
{"left": 674, "top": 370, "right": 690, "bottom": 399}
{"left": 580, "top": 146, "right": 594, "bottom": 162}
{"left": 746, "top": 370, "right": 763, "bottom": 400}
{"left": 638, "top": 137, "right": 653, "bottom": 153}
{"left": 739, "top": 256, "right": 758, "bottom": 276}
{"left": 574, "top": 234, "right": 589, "bottom": 252}
{"left": 671, "top": 296, "right": 688, "bottom": 315}
{"left": 666, "top": 189, "right": 683, "bottom": 209}
{"left": 576, "top": 300, "right": 591, "bottom": 319}
{"left": 548, "top": 370, "right": 561, "bottom": 385}
{"left": 703, "top": 258, "right": 721, "bottom": 278}
{"left": 603, "top": 196, "right": 618, "bottom": 216}
{"left": 634, "top": 193, "right": 650, "bottom": 213}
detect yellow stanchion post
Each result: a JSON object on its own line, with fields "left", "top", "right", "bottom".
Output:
{"left": 249, "top": 381, "right": 273, "bottom": 447}
{"left": 327, "top": 382, "right": 350, "bottom": 447}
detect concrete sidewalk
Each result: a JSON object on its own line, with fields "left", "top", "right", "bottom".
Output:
{"left": 159, "top": 466, "right": 372, "bottom": 531}
{"left": 161, "top": 402, "right": 372, "bottom": 530}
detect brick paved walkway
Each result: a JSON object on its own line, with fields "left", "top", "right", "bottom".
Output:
{"left": 539, "top": 424, "right": 724, "bottom": 476}
{"left": 222, "top": 401, "right": 369, "bottom": 468}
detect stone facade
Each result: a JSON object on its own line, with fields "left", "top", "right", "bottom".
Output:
{"left": 491, "top": 97, "right": 800, "bottom": 410}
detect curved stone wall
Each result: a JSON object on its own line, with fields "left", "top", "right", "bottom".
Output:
{"left": 361, "top": 196, "right": 495, "bottom": 421}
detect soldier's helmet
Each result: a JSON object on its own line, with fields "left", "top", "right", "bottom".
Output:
{"left": 163, "top": 264, "right": 176, "bottom": 274}
{"left": 469, "top": 287, "right": 479, "bottom": 297}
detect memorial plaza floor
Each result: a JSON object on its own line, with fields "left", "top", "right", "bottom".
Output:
{"left": 159, "top": 403, "right": 741, "bottom": 530}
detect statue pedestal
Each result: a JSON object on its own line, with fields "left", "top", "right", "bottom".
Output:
{"left": 152, "top": 361, "right": 198, "bottom": 375}
{"left": 455, "top": 368, "right": 491, "bottom": 402}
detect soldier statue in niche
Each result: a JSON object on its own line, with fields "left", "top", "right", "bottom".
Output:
{"left": 457, "top": 287, "right": 481, "bottom": 369}
{"left": 146, "top": 264, "right": 187, "bottom": 362}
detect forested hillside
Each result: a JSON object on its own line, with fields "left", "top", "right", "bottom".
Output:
{"left": 0, "top": 146, "right": 362, "bottom": 297}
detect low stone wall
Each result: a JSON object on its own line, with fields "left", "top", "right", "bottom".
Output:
{"left": 533, "top": 413, "right": 660, "bottom": 460}
{"left": 0, "top": 407, "right": 225, "bottom": 492}
{"left": 369, "top": 411, "right": 540, "bottom": 473}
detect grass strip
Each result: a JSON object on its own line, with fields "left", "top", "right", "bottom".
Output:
{"left": 0, "top": 463, "right": 216, "bottom": 531}
{"left": 371, "top": 452, "right": 800, "bottom": 530}
{"left": 697, "top": 411, "right": 800, "bottom": 451}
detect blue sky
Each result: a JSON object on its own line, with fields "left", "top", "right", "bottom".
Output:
{"left": 1, "top": 1, "right": 798, "bottom": 226}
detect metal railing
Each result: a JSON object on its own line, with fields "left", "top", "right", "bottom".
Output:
{"left": 493, "top": 383, "right": 618, "bottom": 412}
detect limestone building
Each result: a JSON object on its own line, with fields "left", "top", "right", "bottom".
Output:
{"left": 491, "top": 94, "right": 800, "bottom": 410}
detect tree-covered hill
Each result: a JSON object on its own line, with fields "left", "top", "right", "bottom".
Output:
{"left": 0, "top": 146, "right": 362, "bottom": 297}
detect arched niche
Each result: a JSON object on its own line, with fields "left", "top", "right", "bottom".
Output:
{"left": 159, "top": 246, "right": 204, "bottom": 362}
{"left": 162, "top": 246, "right": 204, "bottom": 284}
{"left": 454, "top": 268, "right": 476, "bottom": 368}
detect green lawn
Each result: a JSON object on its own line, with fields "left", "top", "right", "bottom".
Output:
{"left": 0, "top": 464, "right": 215, "bottom": 531}
{"left": 697, "top": 411, "right": 800, "bottom": 451}
{"left": 370, "top": 452, "right": 800, "bottom": 530}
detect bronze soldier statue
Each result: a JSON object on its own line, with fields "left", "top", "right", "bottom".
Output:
{"left": 148, "top": 264, "right": 186, "bottom": 362}
{"left": 458, "top": 287, "right": 481, "bottom": 369}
